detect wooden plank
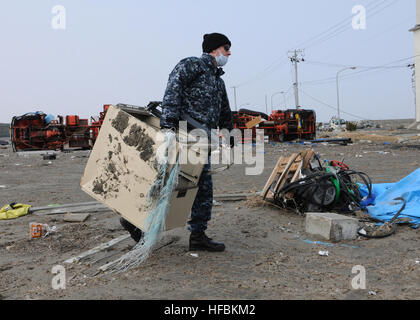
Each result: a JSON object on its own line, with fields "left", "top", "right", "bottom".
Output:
{"left": 290, "top": 159, "right": 303, "bottom": 183}
{"left": 273, "top": 153, "right": 300, "bottom": 193}
{"left": 63, "top": 234, "right": 131, "bottom": 264}
{"left": 214, "top": 192, "right": 260, "bottom": 201}
{"left": 245, "top": 115, "right": 262, "bottom": 129}
{"left": 262, "top": 156, "right": 286, "bottom": 199}
{"left": 34, "top": 204, "right": 111, "bottom": 216}
{"left": 290, "top": 150, "right": 310, "bottom": 183}
{"left": 289, "top": 162, "right": 301, "bottom": 172}
{"left": 63, "top": 213, "right": 91, "bottom": 222}
{"left": 30, "top": 201, "right": 100, "bottom": 213}
{"left": 303, "top": 149, "right": 315, "bottom": 169}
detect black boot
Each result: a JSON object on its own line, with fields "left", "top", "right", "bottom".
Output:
{"left": 119, "top": 217, "right": 143, "bottom": 243}
{"left": 189, "top": 232, "right": 225, "bottom": 252}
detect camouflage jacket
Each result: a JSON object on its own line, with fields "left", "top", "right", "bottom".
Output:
{"left": 160, "top": 53, "right": 233, "bottom": 131}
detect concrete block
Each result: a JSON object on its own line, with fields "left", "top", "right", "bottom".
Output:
{"left": 305, "top": 212, "right": 359, "bottom": 242}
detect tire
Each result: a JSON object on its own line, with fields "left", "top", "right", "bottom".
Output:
{"left": 278, "top": 132, "right": 285, "bottom": 142}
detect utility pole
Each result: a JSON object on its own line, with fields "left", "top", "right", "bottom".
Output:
{"left": 336, "top": 67, "right": 356, "bottom": 121}
{"left": 231, "top": 86, "right": 238, "bottom": 111}
{"left": 408, "top": 0, "right": 420, "bottom": 129}
{"left": 288, "top": 49, "right": 304, "bottom": 109}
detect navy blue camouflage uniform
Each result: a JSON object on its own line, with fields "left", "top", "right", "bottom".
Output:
{"left": 161, "top": 53, "right": 233, "bottom": 233}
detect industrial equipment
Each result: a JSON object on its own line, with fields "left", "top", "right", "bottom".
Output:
{"left": 10, "top": 105, "right": 110, "bottom": 152}
{"left": 232, "top": 108, "right": 316, "bottom": 142}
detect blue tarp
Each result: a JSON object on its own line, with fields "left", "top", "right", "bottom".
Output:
{"left": 359, "top": 168, "right": 420, "bottom": 228}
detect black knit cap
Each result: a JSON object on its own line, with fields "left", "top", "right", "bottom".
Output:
{"left": 202, "top": 33, "right": 231, "bottom": 53}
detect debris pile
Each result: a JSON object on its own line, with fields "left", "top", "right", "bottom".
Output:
{"left": 262, "top": 149, "right": 372, "bottom": 215}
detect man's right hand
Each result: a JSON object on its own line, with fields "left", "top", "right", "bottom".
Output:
{"left": 160, "top": 126, "right": 177, "bottom": 134}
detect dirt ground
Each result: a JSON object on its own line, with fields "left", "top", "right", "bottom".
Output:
{"left": 1, "top": 123, "right": 420, "bottom": 300}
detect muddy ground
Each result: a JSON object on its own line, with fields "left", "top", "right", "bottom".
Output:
{"left": 0, "top": 123, "right": 420, "bottom": 300}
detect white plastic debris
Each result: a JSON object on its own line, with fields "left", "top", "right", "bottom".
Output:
{"left": 368, "top": 291, "right": 377, "bottom": 296}
{"left": 318, "top": 250, "right": 329, "bottom": 256}
{"left": 358, "top": 228, "right": 367, "bottom": 235}
{"left": 190, "top": 253, "right": 199, "bottom": 258}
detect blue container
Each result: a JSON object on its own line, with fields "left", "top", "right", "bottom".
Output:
{"left": 44, "top": 114, "right": 55, "bottom": 124}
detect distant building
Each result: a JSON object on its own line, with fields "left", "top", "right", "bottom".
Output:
{"left": 409, "top": 0, "right": 420, "bottom": 128}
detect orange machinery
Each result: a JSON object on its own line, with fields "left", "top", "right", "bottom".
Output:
{"left": 10, "top": 105, "right": 110, "bottom": 152}
{"left": 232, "top": 108, "right": 316, "bottom": 142}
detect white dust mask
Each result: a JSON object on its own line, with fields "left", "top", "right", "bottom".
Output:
{"left": 215, "top": 51, "right": 228, "bottom": 67}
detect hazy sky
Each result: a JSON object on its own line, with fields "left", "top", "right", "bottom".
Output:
{"left": 0, "top": 0, "right": 416, "bottom": 123}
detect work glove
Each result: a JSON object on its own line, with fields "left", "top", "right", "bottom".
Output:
{"left": 160, "top": 124, "right": 177, "bottom": 134}
{"left": 155, "top": 127, "right": 177, "bottom": 167}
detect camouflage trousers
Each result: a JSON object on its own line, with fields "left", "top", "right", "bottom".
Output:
{"left": 187, "top": 160, "right": 213, "bottom": 233}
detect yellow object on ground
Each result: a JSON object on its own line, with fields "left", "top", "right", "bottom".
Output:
{"left": 0, "top": 203, "right": 32, "bottom": 220}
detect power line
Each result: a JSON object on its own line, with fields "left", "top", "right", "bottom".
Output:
{"left": 301, "top": 0, "right": 401, "bottom": 50}
{"left": 302, "top": 66, "right": 409, "bottom": 86}
{"left": 304, "top": 60, "right": 409, "bottom": 69}
{"left": 301, "top": 55, "right": 418, "bottom": 86}
{"left": 310, "top": 12, "right": 414, "bottom": 63}
{"left": 291, "top": 0, "right": 390, "bottom": 50}
{"left": 361, "top": 14, "right": 415, "bottom": 43}
{"left": 234, "top": 54, "right": 289, "bottom": 88}
{"left": 299, "top": 88, "right": 368, "bottom": 120}
{"left": 233, "top": 0, "right": 402, "bottom": 89}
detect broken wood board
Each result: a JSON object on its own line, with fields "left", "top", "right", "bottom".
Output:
{"left": 29, "top": 201, "right": 100, "bottom": 213}
{"left": 214, "top": 192, "right": 260, "bottom": 201}
{"left": 63, "top": 213, "right": 91, "bottom": 222}
{"left": 34, "top": 204, "right": 111, "bottom": 216}
{"left": 262, "top": 156, "right": 287, "bottom": 199}
{"left": 290, "top": 149, "right": 313, "bottom": 183}
{"left": 245, "top": 115, "right": 262, "bottom": 129}
{"left": 273, "top": 152, "right": 300, "bottom": 195}
{"left": 263, "top": 150, "right": 316, "bottom": 200}
{"left": 303, "top": 149, "right": 315, "bottom": 169}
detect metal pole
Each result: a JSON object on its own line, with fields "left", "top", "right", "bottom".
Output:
{"left": 336, "top": 72, "right": 341, "bottom": 121}
{"left": 336, "top": 67, "right": 356, "bottom": 120}
{"left": 271, "top": 91, "right": 285, "bottom": 112}
{"left": 232, "top": 86, "right": 237, "bottom": 111}
{"left": 265, "top": 94, "right": 268, "bottom": 114}
{"left": 270, "top": 94, "right": 274, "bottom": 113}
{"left": 294, "top": 51, "right": 299, "bottom": 109}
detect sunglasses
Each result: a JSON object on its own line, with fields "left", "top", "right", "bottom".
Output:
{"left": 223, "top": 45, "right": 231, "bottom": 52}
